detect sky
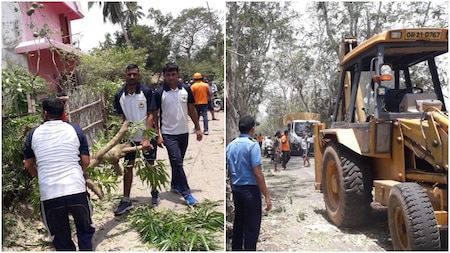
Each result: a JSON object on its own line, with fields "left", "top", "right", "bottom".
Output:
{"left": 71, "top": 1, "right": 225, "bottom": 52}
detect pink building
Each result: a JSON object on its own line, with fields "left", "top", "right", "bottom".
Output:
{"left": 2, "top": 2, "right": 84, "bottom": 92}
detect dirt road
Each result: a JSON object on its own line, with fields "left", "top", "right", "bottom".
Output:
{"left": 92, "top": 111, "right": 225, "bottom": 251}
{"left": 256, "top": 155, "right": 394, "bottom": 251}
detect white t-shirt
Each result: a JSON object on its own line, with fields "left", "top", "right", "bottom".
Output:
{"left": 151, "top": 83, "right": 195, "bottom": 135}
{"left": 24, "top": 121, "right": 88, "bottom": 201}
{"left": 301, "top": 138, "right": 308, "bottom": 150}
{"left": 114, "top": 83, "right": 153, "bottom": 142}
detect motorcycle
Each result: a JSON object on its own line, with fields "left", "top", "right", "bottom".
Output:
{"left": 264, "top": 145, "right": 273, "bottom": 158}
{"left": 213, "top": 95, "right": 223, "bottom": 112}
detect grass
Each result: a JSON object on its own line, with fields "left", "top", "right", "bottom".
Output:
{"left": 128, "top": 199, "right": 224, "bottom": 251}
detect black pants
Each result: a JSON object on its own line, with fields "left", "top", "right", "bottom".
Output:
{"left": 41, "top": 191, "right": 95, "bottom": 251}
{"left": 231, "top": 185, "right": 262, "bottom": 251}
{"left": 162, "top": 133, "right": 191, "bottom": 196}
{"left": 281, "top": 150, "right": 291, "bottom": 168}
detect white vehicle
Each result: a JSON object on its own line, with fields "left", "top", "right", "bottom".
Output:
{"left": 279, "top": 113, "right": 321, "bottom": 156}
{"left": 289, "top": 120, "right": 320, "bottom": 156}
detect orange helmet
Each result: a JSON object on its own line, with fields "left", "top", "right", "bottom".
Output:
{"left": 193, "top": 72, "right": 203, "bottom": 79}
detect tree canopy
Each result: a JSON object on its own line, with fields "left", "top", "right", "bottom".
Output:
{"left": 226, "top": 1, "right": 448, "bottom": 140}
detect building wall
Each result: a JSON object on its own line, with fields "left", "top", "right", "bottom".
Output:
{"left": 2, "top": 2, "right": 28, "bottom": 68}
{"left": 2, "top": 1, "right": 83, "bottom": 91}
{"left": 26, "top": 49, "right": 77, "bottom": 92}
{"left": 18, "top": 2, "right": 83, "bottom": 44}
{"left": 19, "top": 2, "right": 64, "bottom": 43}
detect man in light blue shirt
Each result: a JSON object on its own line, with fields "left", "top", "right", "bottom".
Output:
{"left": 226, "top": 115, "right": 272, "bottom": 251}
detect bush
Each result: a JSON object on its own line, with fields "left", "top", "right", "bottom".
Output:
{"left": 2, "top": 65, "right": 48, "bottom": 117}
{"left": 2, "top": 114, "right": 42, "bottom": 208}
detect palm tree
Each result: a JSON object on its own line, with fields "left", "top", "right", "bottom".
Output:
{"left": 87, "top": 1, "right": 134, "bottom": 47}
{"left": 124, "top": 2, "right": 145, "bottom": 27}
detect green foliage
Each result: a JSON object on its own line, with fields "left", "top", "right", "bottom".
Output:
{"left": 227, "top": 2, "right": 295, "bottom": 117}
{"left": 135, "top": 159, "right": 169, "bottom": 192}
{"left": 2, "top": 65, "right": 49, "bottom": 116}
{"left": 86, "top": 119, "right": 123, "bottom": 196}
{"left": 109, "top": 5, "right": 224, "bottom": 82}
{"left": 129, "top": 200, "right": 224, "bottom": 251}
{"left": 94, "top": 80, "right": 122, "bottom": 116}
{"left": 77, "top": 46, "right": 147, "bottom": 85}
{"left": 134, "top": 126, "right": 169, "bottom": 192}
{"left": 27, "top": 178, "right": 41, "bottom": 218}
{"left": 127, "top": 24, "right": 171, "bottom": 73}
{"left": 88, "top": 164, "right": 120, "bottom": 197}
{"left": 2, "top": 115, "right": 42, "bottom": 208}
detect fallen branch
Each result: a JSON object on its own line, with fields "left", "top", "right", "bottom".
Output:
{"left": 84, "top": 120, "right": 148, "bottom": 199}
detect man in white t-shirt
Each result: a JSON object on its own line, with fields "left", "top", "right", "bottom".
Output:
{"left": 148, "top": 62, "right": 203, "bottom": 206}
{"left": 24, "top": 97, "right": 95, "bottom": 250}
{"left": 301, "top": 130, "right": 310, "bottom": 167}
{"left": 113, "top": 64, "right": 159, "bottom": 216}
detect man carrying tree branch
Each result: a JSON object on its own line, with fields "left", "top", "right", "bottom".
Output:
{"left": 113, "top": 63, "right": 159, "bottom": 216}
{"left": 24, "top": 97, "right": 95, "bottom": 250}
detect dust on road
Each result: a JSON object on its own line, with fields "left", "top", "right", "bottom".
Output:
{"left": 257, "top": 155, "right": 393, "bottom": 251}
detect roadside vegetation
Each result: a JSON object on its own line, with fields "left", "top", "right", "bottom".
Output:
{"left": 2, "top": 2, "right": 223, "bottom": 251}
{"left": 129, "top": 200, "right": 224, "bottom": 251}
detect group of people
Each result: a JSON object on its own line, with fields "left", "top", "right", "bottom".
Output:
{"left": 23, "top": 62, "right": 208, "bottom": 250}
{"left": 227, "top": 125, "right": 314, "bottom": 251}
{"left": 189, "top": 73, "right": 221, "bottom": 135}
{"left": 22, "top": 60, "right": 308, "bottom": 252}
{"left": 273, "top": 130, "right": 291, "bottom": 171}
{"left": 270, "top": 129, "right": 311, "bottom": 170}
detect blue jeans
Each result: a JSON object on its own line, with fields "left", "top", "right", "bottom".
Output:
{"left": 195, "top": 104, "right": 209, "bottom": 132}
{"left": 162, "top": 133, "right": 191, "bottom": 196}
{"left": 231, "top": 185, "right": 262, "bottom": 251}
{"left": 41, "top": 191, "right": 95, "bottom": 251}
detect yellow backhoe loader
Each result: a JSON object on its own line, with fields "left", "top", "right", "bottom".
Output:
{"left": 314, "top": 28, "right": 448, "bottom": 250}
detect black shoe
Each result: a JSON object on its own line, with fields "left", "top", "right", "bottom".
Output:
{"left": 151, "top": 190, "right": 160, "bottom": 205}
{"left": 114, "top": 198, "right": 133, "bottom": 216}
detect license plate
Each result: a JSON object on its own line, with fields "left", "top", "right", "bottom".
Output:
{"left": 405, "top": 30, "right": 442, "bottom": 40}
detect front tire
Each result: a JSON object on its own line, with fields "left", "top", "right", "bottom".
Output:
{"left": 321, "top": 143, "right": 372, "bottom": 227}
{"left": 213, "top": 99, "right": 222, "bottom": 112}
{"left": 388, "top": 183, "right": 441, "bottom": 250}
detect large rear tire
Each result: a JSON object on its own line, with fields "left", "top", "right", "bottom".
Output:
{"left": 388, "top": 183, "right": 441, "bottom": 250}
{"left": 321, "top": 143, "right": 372, "bottom": 227}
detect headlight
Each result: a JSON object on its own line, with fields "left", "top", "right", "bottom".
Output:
{"left": 390, "top": 31, "right": 402, "bottom": 39}
{"left": 380, "top": 64, "right": 392, "bottom": 75}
